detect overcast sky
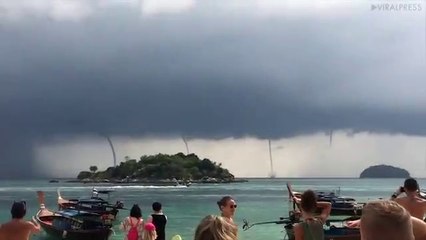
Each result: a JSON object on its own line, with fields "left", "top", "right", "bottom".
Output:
{"left": 0, "top": 0, "right": 425, "bottom": 178}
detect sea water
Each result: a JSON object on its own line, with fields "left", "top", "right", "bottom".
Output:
{"left": 0, "top": 178, "right": 420, "bottom": 240}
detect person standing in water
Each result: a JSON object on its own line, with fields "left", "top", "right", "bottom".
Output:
{"left": 217, "top": 196, "right": 237, "bottom": 223}
{"left": 391, "top": 178, "right": 426, "bottom": 220}
{"left": 120, "top": 204, "right": 144, "bottom": 240}
{"left": 292, "top": 190, "right": 332, "bottom": 240}
{"left": 0, "top": 201, "right": 41, "bottom": 240}
{"left": 147, "top": 202, "right": 167, "bottom": 240}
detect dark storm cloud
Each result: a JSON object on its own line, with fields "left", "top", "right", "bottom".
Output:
{"left": 0, "top": 0, "right": 425, "bottom": 177}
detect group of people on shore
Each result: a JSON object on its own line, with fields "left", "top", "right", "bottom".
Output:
{"left": 4, "top": 179, "right": 426, "bottom": 240}
{"left": 0, "top": 200, "right": 168, "bottom": 240}
{"left": 196, "top": 178, "right": 426, "bottom": 240}
{"left": 0, "top": 195, "right": 237, "bottom": 240}
{"left": 125, "top": 192, "right": 425, "bottom": 240}
{"left": 291, "top": 177, "right": 426, "bottom": 240}
{"left": 344, "top": 178, "right": 426, "bottom": 240}
{"left": 119, "top": 196, "right": 238, "bottom": 240}
{"left": 120, "top": 201, "right": 168, "bottom": 240}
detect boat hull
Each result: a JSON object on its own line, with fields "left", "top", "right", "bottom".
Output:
{"left": 325, "top": 227, "right": 360, "bottom": 240}
{"left": 37, "top": 214, "right": 112, "bottom": 240}
{"left": 57, "top": 189, "right": 122, "bottom": 221}
{"left": 285, "top": 225, "right": 360, "bottom": 240}
{"left": 58, "top": 202, "right": 119, "bottom": 220}
{"left": 329, "top": 208, "right": 362, "bottom": 216}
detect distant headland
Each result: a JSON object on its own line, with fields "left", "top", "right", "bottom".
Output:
{"left": 359, "top": 164, "right": 410, "bottom": 178}
{"left": 74, "top": 153, "right": 247, "bottom": 184}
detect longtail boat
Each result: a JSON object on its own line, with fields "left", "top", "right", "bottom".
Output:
{"left": 36, "top": 191, "right": 113, "bottom": 240}
{"left": 57, "top": 188, "right": 124, "bottom": 221}
{"left": 288, "top": 184, "right": 364, "bottom": 216}
{"left": 287, "top": 183, "right": 360, "bottom": 240}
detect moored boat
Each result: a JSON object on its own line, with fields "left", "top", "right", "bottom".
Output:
{"left": 282, "top": 214, "right": 360, "bottom": 240}
{"left": 57, "top": 188, "right": 124, "bottom": 221}
{"left": 36, "top": 191, "right": 113, "bottom": 240}
{"left": 288, "top": 183, "right": 363, "bottom": 216}
{"left": 286, "top": 183, "right": 361, "bottom": 240}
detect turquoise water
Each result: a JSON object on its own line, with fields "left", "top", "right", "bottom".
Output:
{"left": 0, "top": 178, "right": 421, "bottom": 240}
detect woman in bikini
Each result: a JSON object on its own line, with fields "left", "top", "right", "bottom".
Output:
{"left": 293, "top": 190, "right": 332, "bottom": 240}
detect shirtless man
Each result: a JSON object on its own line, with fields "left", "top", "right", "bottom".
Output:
{"left": 0, "top": 201, "right": 41, "bottom": 240}
{"left": 411, "top": 217, "right": 426, "bottom": 240}
{"left": 391, "top": 178, "right": 426, "bottom": 220}
{"left": 347, "top": 202, "right": 426, "bottom": 240}
{"left": 347, "top": 200, "right": 414, "bottom": 240}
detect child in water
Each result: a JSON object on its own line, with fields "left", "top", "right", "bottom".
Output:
{"left": 143, "top": 223, "right": 158, "bottom": 240}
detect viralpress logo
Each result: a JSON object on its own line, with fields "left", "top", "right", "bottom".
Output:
{"left": 370, "top": 1, "right": 423, "bottom": 11}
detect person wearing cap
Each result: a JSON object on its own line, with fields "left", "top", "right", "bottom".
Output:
{"left": 143, "top": 222, "right": 158, "bottom": 240}
{"left": 391, "top": 178, "right": 426, "bottom": 220}
{"left": 0, "top": 201, "right": 41, "bottom": 240}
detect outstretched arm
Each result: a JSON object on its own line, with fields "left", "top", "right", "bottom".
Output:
{"left": 292, "top": 196, "right": 300, "bottom": 204}
{"left": 346, "top": 219, "right": 361, "bottom": 228}
{"left": 390, "top": 186, "right": 404, "bottom": 200}
{"left": 30, "top": 217, "right": 41, "bottom": 234}
{"left": 292, "top": 196, "right": 331, "bottom": 223}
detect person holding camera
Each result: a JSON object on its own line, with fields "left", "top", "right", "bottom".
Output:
{"left": 391, "top": 178, "right": 426, "bottom": 220}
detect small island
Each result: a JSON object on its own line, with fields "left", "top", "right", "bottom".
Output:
{"left": 75, "top": 153, "right": 247, "bottom": 184}
{"left": 359, "top": 164, "right": 410, "bottom": 178}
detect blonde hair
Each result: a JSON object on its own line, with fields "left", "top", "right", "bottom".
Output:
{"left": 361, "top": 200, "right": 414, "bottom": 240}
{"left": 143, "top": 229, "right": 157, "bottom": 240}
{"left": 194, "top": 215, "right": 238, "bottom": 240}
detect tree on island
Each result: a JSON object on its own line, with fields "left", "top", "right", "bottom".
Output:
{"left": 89, "top": 166, "right": 98, "bottom": 174}
{"left": 76, "top": 166, "right": 98, "bottom": 180}
{"left": 77, "top": 153, "right": 235, "bottom": 182}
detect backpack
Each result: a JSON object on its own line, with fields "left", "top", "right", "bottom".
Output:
{"left": 127, "top": 218, "right": 140, "bottom": 240}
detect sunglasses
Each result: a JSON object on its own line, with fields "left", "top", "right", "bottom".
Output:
{"left": 229, "top": 204, "right": 237, "bottom": 209}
